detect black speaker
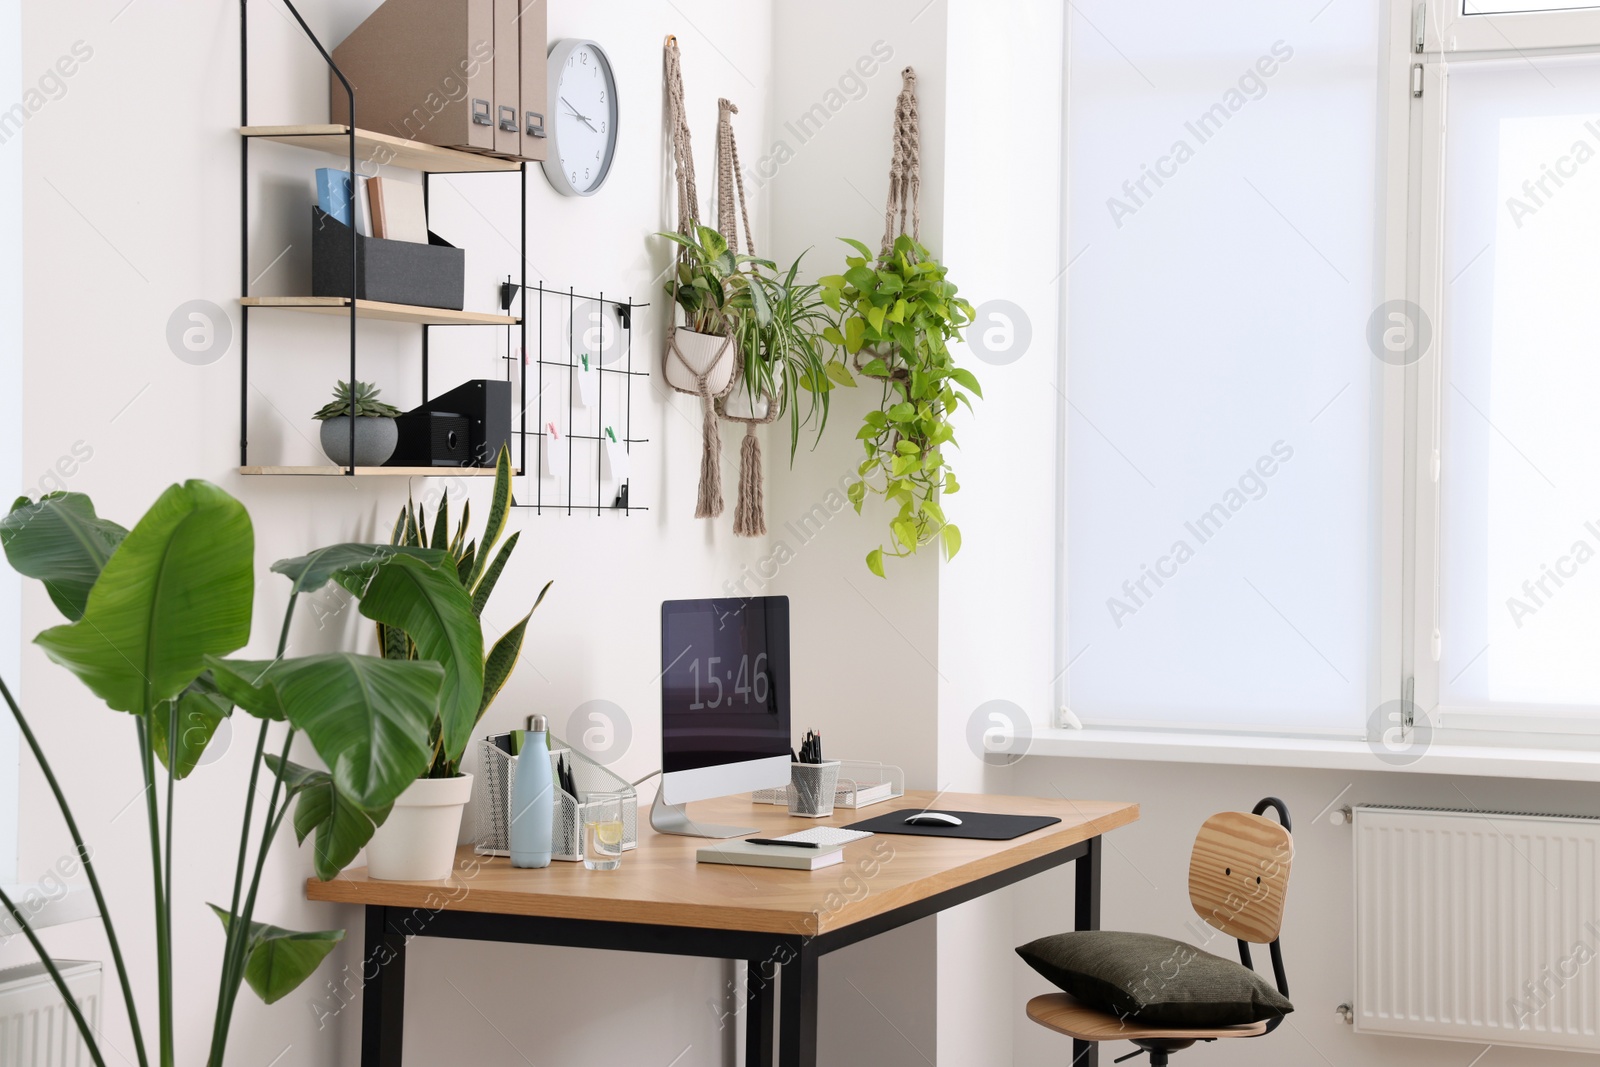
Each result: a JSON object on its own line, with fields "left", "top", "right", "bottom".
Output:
{"left": 387, "top": 411, "right": 472, "bottom": 467}
{"left": 417, "top": 379, "right": 511, "bottom": 467}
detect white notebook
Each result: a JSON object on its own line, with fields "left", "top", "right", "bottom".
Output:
{"left": 372, "top": 177, "right": 428, "bottom": 244}
{"left": 697, "top": 841, "right": 844, "bottom": 871}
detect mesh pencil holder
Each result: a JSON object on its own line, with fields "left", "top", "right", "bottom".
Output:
{"left": 476, "top": 735, "right": 639, "bottom": 862}
{"left": 788, "top": 761, "right": 841, "bottom": 818}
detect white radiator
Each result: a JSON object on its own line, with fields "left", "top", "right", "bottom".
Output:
{"left": 1354, "top": 806, "right": 1600, "bottom": 1054}
{"left": 0, "top": 960, "right": 101, "bottom": 1067}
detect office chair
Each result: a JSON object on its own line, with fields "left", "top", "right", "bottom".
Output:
{"left": 1024, "top": 798, "right": 1293, "bottom": 1066}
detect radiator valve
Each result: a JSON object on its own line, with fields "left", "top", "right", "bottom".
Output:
{"left": 1335, "top": 1003, "right": 1354, "bottom": 1025}
{"left": 1329, "top": 806, "right": 1353, "bottom": 825}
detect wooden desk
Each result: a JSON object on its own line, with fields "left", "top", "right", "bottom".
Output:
{"left": 307, "top": 791, "right": 1138, "bottom": 1067}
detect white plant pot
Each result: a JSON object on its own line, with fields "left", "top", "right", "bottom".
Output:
{"left": 365, "top": 773, "right": 473, "bottom": 881}
{"left": 721, "top": 373, "right": 783, "bottom": 420}
{"left": 664, "top": 326, "right": 736, "bottom": 398}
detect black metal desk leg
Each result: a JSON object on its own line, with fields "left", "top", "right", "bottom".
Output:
{"left": 746, "top": 959, "right": 776, "bottom": 1066}
{"left": 777, "top": 943, "right": 819, "bottom": 1067}
{"left": 362, "top": 905, "right": 407, "bottom": 1067}
{"left": 1073, "top": 837, "right": 1103, "bottom": 1067}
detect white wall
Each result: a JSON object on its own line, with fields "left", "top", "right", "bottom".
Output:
{"left": 0, "top": 0, "right": 20, "bottom": 888}
{"left": 1, "top": 2, "right": 776, "bottom": 1066}
{"left": 764, "top": 4, "right": 949, "bottom": 1064}
{"left": 933, "top": 4, "right": 1065, "bottom": 1063}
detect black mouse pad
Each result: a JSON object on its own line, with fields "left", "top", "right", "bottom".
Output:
{"left": 842, "top": 809, "right": 1061, "bottom": 841}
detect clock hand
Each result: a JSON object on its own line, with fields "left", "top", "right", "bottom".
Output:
{"left": 561, "top": 96, "right": 599, "bottom": 133}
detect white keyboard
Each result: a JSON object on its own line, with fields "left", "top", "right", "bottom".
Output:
{"left": 770, "top": 827, "right": 874, "bottom": 848}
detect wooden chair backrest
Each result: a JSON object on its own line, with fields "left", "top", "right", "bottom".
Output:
{"left": 1188, "top": 810, "right": 1294, "bottom": 944}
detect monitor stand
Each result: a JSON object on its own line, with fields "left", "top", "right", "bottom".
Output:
{"left": 650, "top": 790, "right": 756, "bottom": 839}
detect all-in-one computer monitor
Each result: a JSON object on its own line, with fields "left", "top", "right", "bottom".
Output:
{"left": 652, "top": 596, "right": 791, "bottom": 838}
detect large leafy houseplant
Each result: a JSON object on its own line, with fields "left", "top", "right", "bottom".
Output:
{"left": 820, "top": 234, "right": 982, "bottom": 576}
{"left": 0, "top": 483, "right": 486, "bottom": 1067}
{"left": 383, "top": 443, "right": 552, "bottom": 779}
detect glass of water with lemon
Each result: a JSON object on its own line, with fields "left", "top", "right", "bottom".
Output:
{"left": 582, "top": 792, "right": 626, "bottom": 870}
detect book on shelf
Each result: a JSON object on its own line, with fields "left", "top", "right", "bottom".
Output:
{"left": 352, "top": 175, "right": 373, "bottom": 237}
{"left": 315, "top": 168, "right": 351, "bottom": 227}
{"left": 371, "top": 176, "right": 428, "bottom": 243}
{"left": 696, "top": 841, "right": 845, "bottom": 871}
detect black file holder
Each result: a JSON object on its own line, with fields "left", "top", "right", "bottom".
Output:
{"left": 310, "top": 207, "right": 465, "bottom": 310}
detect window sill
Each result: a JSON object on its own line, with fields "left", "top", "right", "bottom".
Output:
{"left": 0, "top": 884, "right": 96, "bottom": 938}
{"left": 1025, "top": 727, "right": 1600, "bottom": 782}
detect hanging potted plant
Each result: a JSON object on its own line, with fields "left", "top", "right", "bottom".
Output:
{"left": 661, "top": 41, "right": 761, "bottom": 518}
{"left": 820, "top": 233, "right": 980, "bottom": 577}
{"left": 363, "top": 444, "right": 553, "bottom": 880}
{"left": 717, "top": 252, "right": 847, "bottom": 536}
{"left": 313, "top": 379, "right": 401, "bottom": 467}
{"left": 815, "top": 65, "right": 982, "bottom": 576}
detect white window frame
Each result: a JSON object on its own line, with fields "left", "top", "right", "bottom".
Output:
{"left": 1438, "top": 1, "right": 1600, "bottom": 53}
{"left": 1057, "top": 0, "right": 1600, "bottom": 757}
{"left": 1407, "top": 5, "right": 1600, "bottom": 746}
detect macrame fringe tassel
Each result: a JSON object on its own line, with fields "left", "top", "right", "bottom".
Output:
{"left": 696, "top": 393, "right": 724, "bottom": 518}
{"left": 733, "top": 423, "right": 764, "bottom": 537}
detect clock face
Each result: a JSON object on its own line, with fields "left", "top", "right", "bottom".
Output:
{"left": 544, "top": 40, "right": 618, "bottom": 197}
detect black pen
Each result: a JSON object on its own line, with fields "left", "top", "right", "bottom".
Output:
{"left": 745, "top": 838, "right": 822, "bottom": 848}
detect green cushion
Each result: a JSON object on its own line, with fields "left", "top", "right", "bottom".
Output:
{"left": 1016, "top": 930, "right": 1294, "bottom": 1028}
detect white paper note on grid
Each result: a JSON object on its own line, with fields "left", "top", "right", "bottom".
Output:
{"left": 543, "top": 424, "right": 566, "bottom": 479}
{"left": 573, "top": 356, "right": 597, "bottom": 408}
{"left": 602, "top": 434, "right": 629, "bottom": 481}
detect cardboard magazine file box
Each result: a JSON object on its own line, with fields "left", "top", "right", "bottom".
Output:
{"left": 310, "top": 207, "right": 465, "bottom": 310}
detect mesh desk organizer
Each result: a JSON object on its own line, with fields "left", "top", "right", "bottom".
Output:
{"left": 476, "top": 734, "right": 639, "bottom": 862}
{"left": 753, "top": 760, "right": 905, "bottom": 810}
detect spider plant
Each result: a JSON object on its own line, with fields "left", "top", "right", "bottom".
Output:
{"left": 732, "top": 252, "right": 852, "bottom": 459}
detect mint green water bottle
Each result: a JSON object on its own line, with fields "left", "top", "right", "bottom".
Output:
{"left": 510, "top": 715, "right": 553, "bottom": 868}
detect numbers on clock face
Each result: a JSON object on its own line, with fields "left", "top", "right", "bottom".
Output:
{"left": 555, "top": 43, "right": 616, "bottom": 194}
{"left": 687, "top": 653, "right": 770, "bottom": 711}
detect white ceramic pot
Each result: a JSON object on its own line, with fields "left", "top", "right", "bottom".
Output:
{"left": 720, "top": 373, "right": 783, "bottom": 420}
{"left": 365, "top": 773, "right": 473, "bottom": 881}
{"left": 664, "top": 326, "right": 736, "bottom": 398}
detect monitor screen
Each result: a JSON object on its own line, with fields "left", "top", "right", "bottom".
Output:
{"left": 660, "top": 596, "right": 790, "bottom": 774}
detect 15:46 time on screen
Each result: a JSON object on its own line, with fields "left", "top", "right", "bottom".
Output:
{"left": 688, "top": 653, "right": 770, "bottom": 710}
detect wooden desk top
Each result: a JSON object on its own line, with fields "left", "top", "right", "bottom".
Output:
{"left": 305, "top": 791, "right": 1138, "bottom": 936}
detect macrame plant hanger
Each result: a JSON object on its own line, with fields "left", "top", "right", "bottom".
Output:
{"left": 856, "top": 66, "right": 922, "bottom": 384}
{"left": 662, "top": 37, "right": 756, "bottom": 520}
{"left": 708, "top": 97, "right": 780, "bottom": 537}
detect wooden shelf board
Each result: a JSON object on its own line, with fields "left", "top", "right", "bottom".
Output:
{"left": 241, "top": 296, "right": 518, "bottom": 327}
{"left": 240, "top": 465, "right": 502, "bottom": 477}
{"left": 241, "top": 125, "right": 521, "bottom": 174}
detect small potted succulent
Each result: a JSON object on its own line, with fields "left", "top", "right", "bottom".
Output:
{"left": 314, "top": 380, "right": 401, "bottom": 467}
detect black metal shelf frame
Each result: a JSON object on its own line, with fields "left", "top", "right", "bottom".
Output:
{"left": 239, "top": 0, "right": 527, "bottom": 476}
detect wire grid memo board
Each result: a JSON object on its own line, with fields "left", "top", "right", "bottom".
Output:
{"left": 501, "top": 280, "right": 650, "bottom": 514}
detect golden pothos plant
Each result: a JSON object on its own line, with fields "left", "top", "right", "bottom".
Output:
{"left": 819, "top": 234, "right": 981, "bottom": 577}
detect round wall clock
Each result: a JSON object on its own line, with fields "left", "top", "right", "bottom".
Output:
{"left": 543, "top": 39, "right": 618, "bottom": 197}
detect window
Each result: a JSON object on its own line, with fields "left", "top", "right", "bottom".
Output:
{"left": 0, "top": 0, "right": 20, "bottom": 882}
{"left": 1419, "top": 42, "right": 1600, "bottom": 735}
{"left": 1062, "top": 0, "right": 1600, "bottom": 747}
{"left": 1062, "top": 1, "right": 1383, "bottom": 734}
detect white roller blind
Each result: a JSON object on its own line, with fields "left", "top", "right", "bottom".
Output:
{"left": 1438, "top": 56, "right": 1600, "bottom": 713}
{"left": 1064, "top": 1, "right": 1379, "bottom": 732}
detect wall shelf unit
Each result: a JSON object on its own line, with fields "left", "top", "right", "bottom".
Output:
{"left": 240, "top": 465, "right": 502, "bottom": 477}
{"left": 241, "top": 125, "right": 523, "bottom": 174}
{"left": 241, "top": 296, "right": 519, "bottom": 328}
{"left": 239, "top": 0, "right": 528, "bottom": 478}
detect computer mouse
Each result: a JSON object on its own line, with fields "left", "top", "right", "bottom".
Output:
{"left": 904, "top": 812, "right": 963, "bottom": 827}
